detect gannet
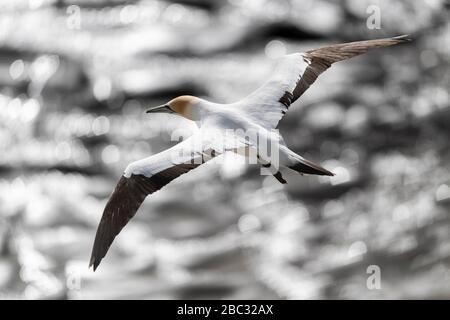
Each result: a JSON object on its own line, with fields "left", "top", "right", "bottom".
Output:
{"left": 90, "top": 35, "right": 409, "bottom": 270}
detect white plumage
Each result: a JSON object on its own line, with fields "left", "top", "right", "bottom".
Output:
{"left": 90, "top": 35, "right": 410, "bottom": 270}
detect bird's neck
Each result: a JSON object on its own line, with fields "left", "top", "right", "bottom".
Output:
{"left": 181, "top": 99, "right": 220, "bottom": 122}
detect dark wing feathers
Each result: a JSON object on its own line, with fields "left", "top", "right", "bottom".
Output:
{"left": 90, "top": 36, "right": 410, "bottom": 270}
{"left": 304, "top": 35, "right": 410, "bottom": 63}
{"left": 288, "top": 57, "right": 329, "bottom": 103}
{"left": 89, "top": 162, "right": 201, "bottom": 271}
{"left": 280, "top": 35, "right": 410, "bottom": 110}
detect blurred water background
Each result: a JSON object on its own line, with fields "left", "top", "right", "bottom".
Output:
{"left": 0, "top": 0, "right": 449, "bottom": 299}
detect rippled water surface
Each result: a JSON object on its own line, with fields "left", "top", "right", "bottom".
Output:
{"left": 0, "top": 0, "right": 449, "bottom": 299}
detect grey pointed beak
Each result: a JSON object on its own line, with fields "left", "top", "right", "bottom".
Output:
{"left": 146, "top": 104, "right": 173, "bottom": 114}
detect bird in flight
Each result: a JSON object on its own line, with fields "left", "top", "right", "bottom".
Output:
{"left": 90, "top": 35, "right": 409, "bottom": 270}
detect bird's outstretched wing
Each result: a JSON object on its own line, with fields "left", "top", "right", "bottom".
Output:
{"left": 238, "top": 35, "right": 410, "bottom": 129}
{"left": 89, "top": 133, "right": 217, "bottom": 271}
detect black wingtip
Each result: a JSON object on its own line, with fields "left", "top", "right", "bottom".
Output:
{"left": 393, "top": 34, "right": 412, "bottom": 42}
{"left": 89, "top": 255, "right": 100, "bottom": 272}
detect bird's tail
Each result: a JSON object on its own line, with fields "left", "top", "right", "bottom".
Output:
{"left": 288, "top": 157, "right": 334, "bottom": 176}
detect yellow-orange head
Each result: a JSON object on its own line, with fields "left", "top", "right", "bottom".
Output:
{"left": 146, "top": 95, "right": 200, "bottom": 120}
{"left": 167, "top": 95, "right": 196, "bottom": 117}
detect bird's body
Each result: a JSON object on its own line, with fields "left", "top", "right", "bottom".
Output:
{"left": 90, "top": 35, "right": 410, "bottom": 270}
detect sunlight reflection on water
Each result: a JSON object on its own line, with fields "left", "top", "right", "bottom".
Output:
{"left": 0, "top": 0, "right": 449, "bottom": 300}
